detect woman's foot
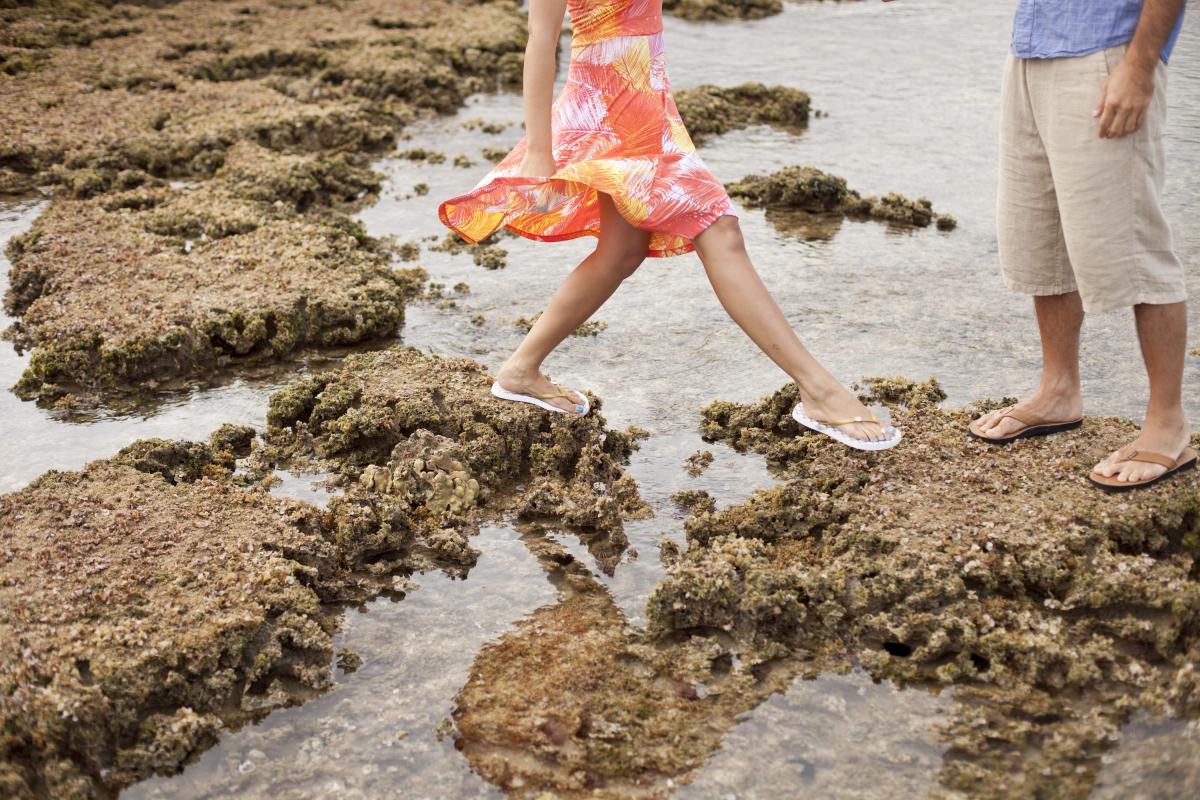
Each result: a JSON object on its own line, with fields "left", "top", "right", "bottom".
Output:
{"left": 800, "top": 381, "right": 892, "bottom": 443}
{"left": 495, "top": 361, "right": 587, "bottom": 415}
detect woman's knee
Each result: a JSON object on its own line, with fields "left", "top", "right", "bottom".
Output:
{"left": 698, "top": 215, "right": 745, "bottom": 255}
{"left": 596, "top": 243, "right": 647, "bottom": 279}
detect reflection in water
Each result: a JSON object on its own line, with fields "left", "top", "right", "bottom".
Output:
{"left": 126, "top": 526, "right": 546, "bottom": 800}
{"left": 679, "top": 673, "right": 949, "bottom": 799}
{"left": 1093, "top": 714, "right": 1200, "bottom": 799}
{"left": 452, "top": 531, "right": 952, "bottom": 799}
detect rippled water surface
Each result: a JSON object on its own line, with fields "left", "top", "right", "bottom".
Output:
{"left": 3, "top": 1, "right": 1199, "bottom": 797}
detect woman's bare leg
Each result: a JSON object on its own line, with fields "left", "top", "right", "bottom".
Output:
{"left": 496, "top": 194, "right": 650, "bottom": 412}
{"left": 692, "top": 216, "right": 887, "bottom": 442}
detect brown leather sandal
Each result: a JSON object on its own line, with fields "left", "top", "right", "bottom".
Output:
{"left": 968, "top": 404, "right": 1083, "bottom": 444}
{"left": 1088, "top": 446, "right": 1198, "bottom": 492}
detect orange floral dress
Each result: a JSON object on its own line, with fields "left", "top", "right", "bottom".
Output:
{"left": 438, "top": 0, "right": 736, "bottom": 258}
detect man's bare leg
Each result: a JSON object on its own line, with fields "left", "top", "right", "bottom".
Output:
{"left": 975, "top": 292, "right": 1085, "bottom": 438}
{"left": 1092, "top": 301, "right": 1191, "bottom": 482}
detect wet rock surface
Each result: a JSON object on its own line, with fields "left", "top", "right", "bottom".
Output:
{"left": 0, "top": 436, "right": 344, "bottom": 799}
{"left": 674, "top": 83, "right": 810, "bottom": 144}
{"left": 0, "top": 0, "right": 527, "bottom": 404}
{"left": 727, "top": 165, "right": 957, "bottom": 236}
{"left": 662, "top": 0, "right": 784, "bottom": 22}
{"left": 261, "top": 347, "right": 648, "bottom": 572}
{"left": 4, "top": 182, "right": 425, "bottom": 405}
{"left": 0, "top": 346, "right": 649, "bottom": 798}
{"left": 646, "top": 378, "right": 1200, "bottom": 797}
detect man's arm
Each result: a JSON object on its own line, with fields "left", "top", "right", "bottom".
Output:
{"left": 1095, "top": 0, "right": 1186, "bottom": 139}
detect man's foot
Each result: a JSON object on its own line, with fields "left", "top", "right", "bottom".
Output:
{"left": 971, "top": 389, "right": 1083, "bottom": 442}
{"left": 1091, "top": 411, "right": 1192, "bottom": 485}
{"left": 495, "top": 362, "right": 586, "bottom": 415}
{"left": 801, "top": 382, "right": 892, "bottom": 443}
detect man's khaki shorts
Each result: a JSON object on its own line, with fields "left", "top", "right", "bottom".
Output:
{"left": 998, "top": 44, "right": 1186, "bottom": 313}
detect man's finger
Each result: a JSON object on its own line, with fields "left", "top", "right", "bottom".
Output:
{"left": 1133, "top": 108, "right": 1147, "bottom": 135}
{"left": 1118, "top": 111, "right": 1135, "bottom": 138}
{"left": 1098, "top": 102, "right": 1120, "bottom": 138}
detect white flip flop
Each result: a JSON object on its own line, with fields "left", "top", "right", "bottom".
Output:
{"left": 491, "top": 380, "right": 590, "bottom": 416}
{"left": 792, "top": 402, "right": 902, "bottom": 452}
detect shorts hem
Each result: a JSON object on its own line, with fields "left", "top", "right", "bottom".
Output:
{"left": 1080, "top": 288, "right": 1188, "bottom": 314}
{"left": 1002, "top": 275, "right": 1079, "bottom": 298}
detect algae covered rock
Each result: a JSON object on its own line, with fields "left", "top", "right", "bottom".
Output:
{"left": 0, "top": 0, "right": 527, "bottom": 195}
{"left": 674, "top": 82, "right": 810, "bottom": 144}
{"left": 3, "top": 190, "right": 423, "bottom": 404}
{"left": 0, "top": 0, "right": 526, "bottom": 404}
{"left": 649, "top": 377, "right": 1200, "bottom": 796}
{"left": 263, "top": 347, "right": 648, "bottom": 564}
{"left": 727, "top": 165, "right": 958, "bottom": 233}
{"left": 663, "top": 0, "right": 783, "bottom": 22}
{"left": 0, "top": 445, "right": 346, "bottom": 798}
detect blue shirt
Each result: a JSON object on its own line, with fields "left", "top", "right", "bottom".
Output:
{"left": 1012, "top": 1, "right": 1186, "bottom": 63}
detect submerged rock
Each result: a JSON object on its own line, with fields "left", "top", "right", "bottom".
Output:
{"left": 674, "top": 83, "right": 810, "bottom": 144}
{"left": 648, "top": 377, "right": 1200, "bottom": 797}
{"left": 0, "top": 445, "right": 346, "bottom": 798}
{"left": 727, "top": 165, "right": 958, "bottom": 234}
{"left": 453, "top": 535, "right": 812, "bottom": 798}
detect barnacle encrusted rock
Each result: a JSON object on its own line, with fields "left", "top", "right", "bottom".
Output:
{"left": 648, "top": 377, "right": 1200, "bottom": 797}
{"left": 1, "top": 0, "right": 527, "bottom": 404}
{"left": 674, "top": 83, "right": 810, "bottom": 144}
{"left": 3, "top": 189, "right": 425, "bottom": 403}
{"left": 726, "top": 165, "right": 958, "bottom": 232}
{"left": 0, "top": 0, "right": 527, "bottom": 194}
{"left": 0, "top": 444, "right": 345, "bottom": 799}
{"left": 263, "top": 347, "right": 648, "bottom": 566}
{"left": 358, "top": 430, "right": 481, "bottom": 517}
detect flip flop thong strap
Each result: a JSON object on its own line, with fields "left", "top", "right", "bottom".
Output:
{"left": 1115, "top": 449, "right": 1177, "bottom": 469}
{"left": 813, "top": 413, "right": 882, "bottom": 428}
{"left": 532, "top": 384, "right": 578, "bottom": 402}
{"left": 997, "top": 405, "right": 1041, "bottom": 427}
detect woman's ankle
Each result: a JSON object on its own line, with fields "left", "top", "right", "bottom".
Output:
{"left": 796, "top": 374, "right": 853, "bottom": 407}
{"left": 498, "top": 357, "right": 542, "bottom": 382}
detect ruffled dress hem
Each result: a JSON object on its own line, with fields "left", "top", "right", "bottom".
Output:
{"left": 438, "top": 174, "right": 736, "bottom": 259}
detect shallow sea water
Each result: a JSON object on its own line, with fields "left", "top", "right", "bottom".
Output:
{"left": 2, "top": 1, "right": 1199, "bottom": 797}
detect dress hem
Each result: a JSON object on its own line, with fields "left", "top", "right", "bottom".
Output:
{"left": 437, "top": 174, "right": 737, "bottom": 259}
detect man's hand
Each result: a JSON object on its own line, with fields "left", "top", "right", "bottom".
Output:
{"left": 1094, "top": 55, "right": 1156, "bottom": 139}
